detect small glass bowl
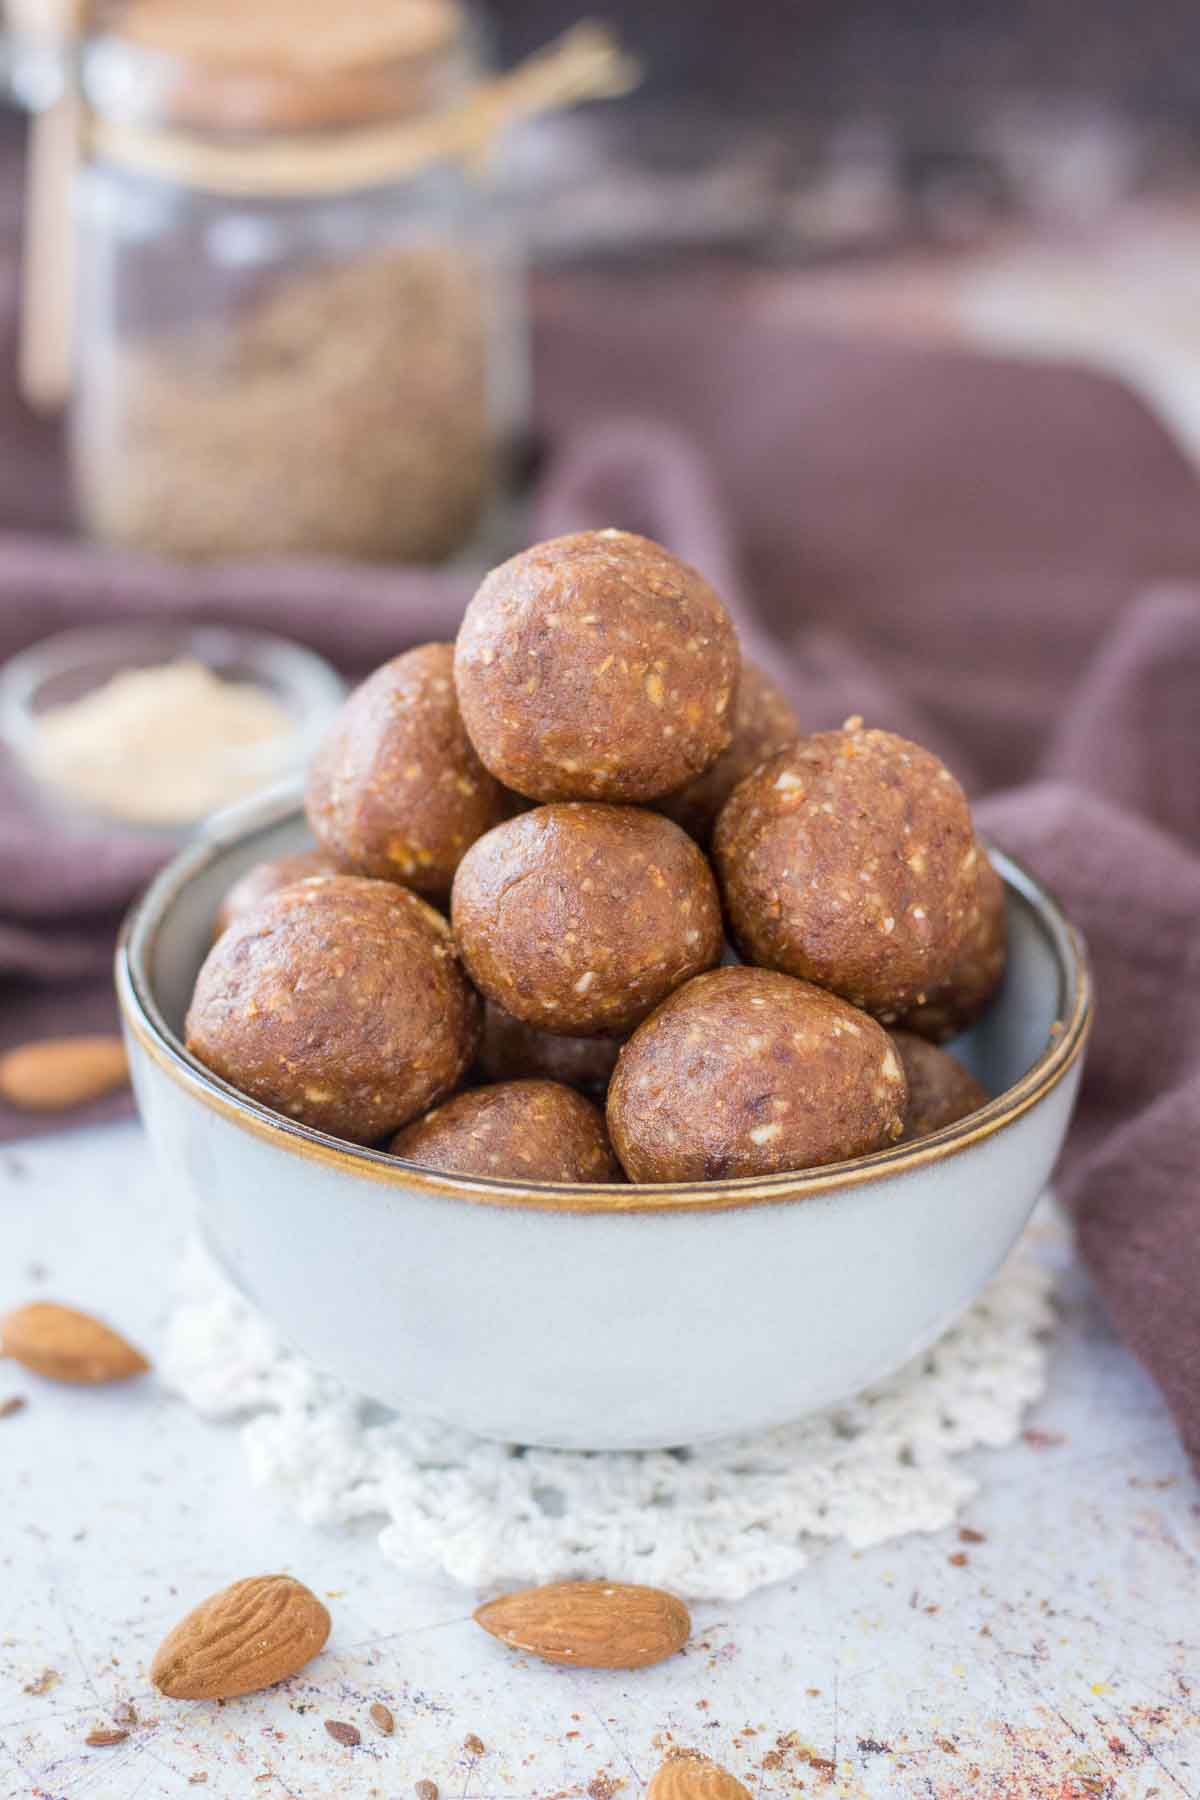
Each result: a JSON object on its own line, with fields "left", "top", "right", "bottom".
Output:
{"left": 0, "top": 622, "right": 345, "bottom": 839}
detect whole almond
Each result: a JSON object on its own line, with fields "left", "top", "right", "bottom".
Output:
{"left": 473, "top": 1580, "right": 690, "bottom": 1670}
{"left": 0, "top": 1302, "right": 149, "bottom": 1384}
{"left": 0, "top": 1036, "right": 129, "bottom": 1112}
{"left": 646, "top": 1754, "right": 752, "bottom": 1800}
{"left": 150, "top": 1575, "right": 331, "bottom": 1700}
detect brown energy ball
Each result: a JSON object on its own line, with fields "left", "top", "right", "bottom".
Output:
{"left": 212, "top": 848, "right": 337, "bottom": 939}
{"left": 713, "top": 720, "right": 978, "bottom": 1020}
{"left": 305, "top": 643, "right": 512, "bottom": 902}
{"left": 893, "top": 849, "right": 1008, "bottom": 1042}
{"left": 891, "top": 1030, "right": 989, "bottom": 1144}
{"left": 607, "top": 966, "right": 907, "bottom": 1184}
{"left": 389, "top": 1079, "right": 620, "bottom": 1183}
{"left": 658, "top": 660, "right": 801, "bottom": 844}
{"left": 187, "top": 875, "right": 480, "bottom": 1145}
{"left": 452, "top": 804, "right": 723, "bottom": 1037}
{"left": 454, "top": 529, "right": 741, "bottom": 803}
{"left": 477, "top": 1002, "right": 622, "bottom": 1098}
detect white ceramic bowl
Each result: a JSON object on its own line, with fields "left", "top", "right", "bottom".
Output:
{"left": 118, "top": 786, "right": 1091, "bottom": 1451}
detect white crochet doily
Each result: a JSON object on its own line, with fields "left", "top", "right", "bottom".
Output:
{"left": 163, "top": 1226, "right": 1057, "bottom": 1603}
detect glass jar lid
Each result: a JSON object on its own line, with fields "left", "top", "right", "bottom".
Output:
{"left": 83, "top": 0, "right": 475, "bottom": 135}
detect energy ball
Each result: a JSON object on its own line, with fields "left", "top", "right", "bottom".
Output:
{"left": 477, "top": 1002, "right": 622, "bottom": 1098}
{"left": 607, "top": 966, "right": 907, "bottom": 1183}
{"left": 658, "top": 660, "right": 801, "bottom": 844}
{"left": 714, "top": 720, "right": 978, "bottom": 1020}
{"left": 454, "top": 529, "right": 741, "bottom": 803}
{"left": 389, "top": 1079, "right": 620, "bottom": 1183}
{"left": 213, "top": 848, "right": 336, "bottom": 938}
{"left": 451, "top": 803, "right": 723, "bottom": 1037}
{"left": 891, "top": 1030, "right": 989, "bottom": 1144}
{"left": 893, "top": 849, "right": 1008, "bottom": 1042}
{"left": 306, "top": 643, "right": 512, "bottom": 902}
{"left": 187, "top": 875, "right": 480, "bottom": 1144}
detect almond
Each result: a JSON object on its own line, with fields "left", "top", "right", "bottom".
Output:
{"left": 150, "top": 1575, "right": 331, "bottom": 1700}
{"left": 0, "top": 1302, "right": 149, "bottom": 1384}
{"left": 0, "top": 1035, "right": 129, "bottom": 1112}
{"left": 645, "top": 1754, "right": 752, "bottom": 1800}
{"left": 473, "top": 1580, "right": 690, "bottom": 1670}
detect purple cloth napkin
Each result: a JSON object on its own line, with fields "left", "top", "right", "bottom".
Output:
{"left": 1, "top": 164, "right": 1198, "bottom": 1459}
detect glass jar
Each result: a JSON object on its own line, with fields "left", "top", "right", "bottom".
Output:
{"left": 68, "top": 0, "right": 527, "bottom": 565}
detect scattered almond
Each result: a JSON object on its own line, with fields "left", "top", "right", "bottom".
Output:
{"left": 415, "top": 1781, "right": 438, "bottom": 1800}
{"left": 474, "top": 1580, "right": 691, "bottom": 1670}
{"left": 0, "top": 1301, "right": 149, "bottom": 1384}
{"left": 325, "top": 1719, "right": 361, "bottom": 1748}
{"left": 370, "top": 1702, "right": 395, "bottom": 1735}
{"left": 464, "top": 1733, "right": 486, "bottom": 1755}
{"left": 150, "top": 1574, "right": 331, "bottom": 1700}
{"left": 0, "top": 1036, "right": 129, "bottom": 1112}
{"left": 0, "top": 1395, "right": 26, "bottom": 1419}
{"left": 86, "top": 1727, "right": 130, "bottom": 1747}
{"left": 645, "top": 1753, "right": 751, "bottom": 1800}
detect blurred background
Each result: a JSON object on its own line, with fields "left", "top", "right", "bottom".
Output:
{"left": 2, "top": 0, "right": 1200, "bottom": 865}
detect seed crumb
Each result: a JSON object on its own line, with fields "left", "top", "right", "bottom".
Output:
{"left": 415, "top": 1781, "right": 439, "bottom": 1800}
{"left": 113, "top": 1700, "right": 138, "bottom": 1726}
{"left": 959, "top": 1526, "right": 986, "bottom": 1544}
{"left": 370, "top": 1702, "right": 395, "bottom": 1736}
{"left": 23, "top": 1667, "right": 59, "bottom": 1694}
{"left": 325, "top": 1719, "right": 362, "bottom": 1748}
{"left": 86, "top": 1727, "right": 129, "bottom": 1747}
{"left": 0, "top": 1395, "right": 26, "bottom": 1420}
{"left": 948, "top": 1551, "right": 969, "bottom": 1567}
{"left": 189, "top": 1777, "right": 209, "bottom": 1787}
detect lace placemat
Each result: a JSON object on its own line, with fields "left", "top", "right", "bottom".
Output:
{"left": 162, "top": 1226, "right": 1056, "bottom": 1602}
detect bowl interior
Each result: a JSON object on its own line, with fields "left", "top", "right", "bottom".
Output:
{"left": 132, "top": 787, "right": 1076, "bottom": 1151}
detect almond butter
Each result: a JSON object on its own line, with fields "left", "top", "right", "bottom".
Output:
{"left": 0, "top": 1302, "right": 149, "bottom": 1384}
{"left": 645, "top": 1753, "right": 752, "bottom": 1800}
{"left": 150, "top": 1575, "right": 331, "bottom": 1700}
{"left": 473, "top": 1580, "right": 690, "bottom": 1670}
{"left": 0, "top": 1035, "right": 129, "bottom": 1112}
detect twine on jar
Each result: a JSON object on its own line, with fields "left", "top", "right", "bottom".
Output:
{"left": 85, "top": 21, "right": 641, "bottom": 197}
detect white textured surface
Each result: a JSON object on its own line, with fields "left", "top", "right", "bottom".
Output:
{"left": 1, "top": 1121, "right": 1198, "bottom": 1800}
{"left": 161, "top": 1238, "right": 1054, "bottom": 1602}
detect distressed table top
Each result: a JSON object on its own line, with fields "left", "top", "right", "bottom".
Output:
{"left": 1, "top": 1122, "right": 1197, "bottom": 1800}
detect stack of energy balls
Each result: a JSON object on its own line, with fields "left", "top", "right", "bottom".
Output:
{"left": 188, "top": 530, "right": 1005, "bottom": 1185}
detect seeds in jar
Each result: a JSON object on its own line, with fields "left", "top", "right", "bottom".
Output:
{"left": 73, "top": 246, "right": 493, "bottom": 564}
